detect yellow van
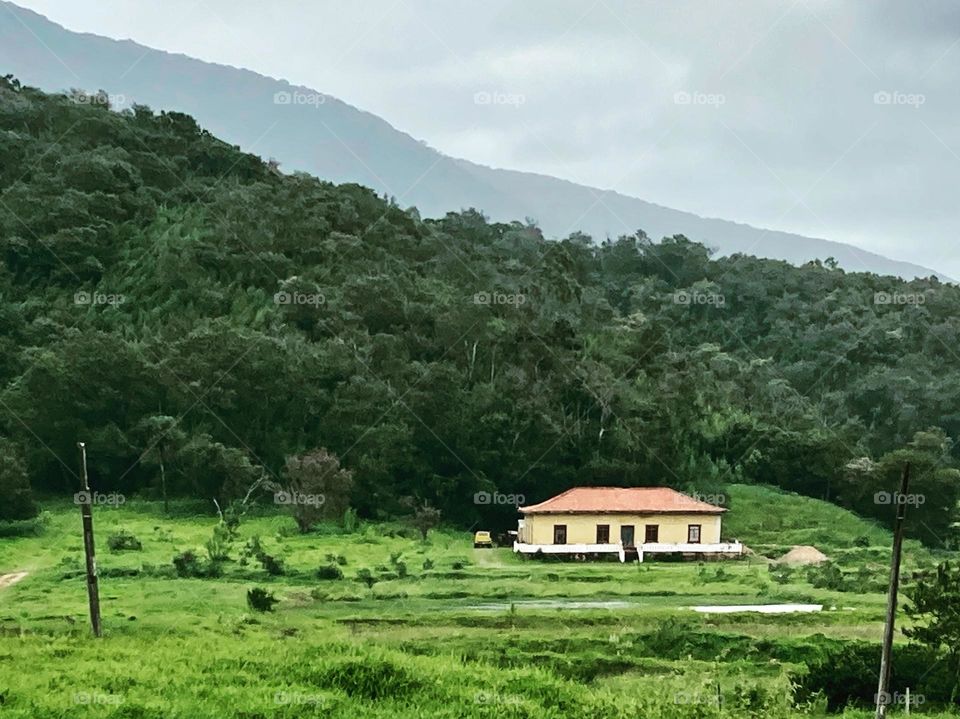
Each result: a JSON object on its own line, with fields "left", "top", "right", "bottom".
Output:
{"left": 473, "top": 531, "right": 493, "bottom": 548}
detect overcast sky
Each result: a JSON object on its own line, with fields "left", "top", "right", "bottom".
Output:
{"left": 14, "top": 0, "right": 960, "bottom": 277}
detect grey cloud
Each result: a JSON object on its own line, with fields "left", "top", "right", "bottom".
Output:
{"left": 12, "top": 0, "right": 960, "bottom": 276}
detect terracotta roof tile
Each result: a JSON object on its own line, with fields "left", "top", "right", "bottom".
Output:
{"left": 519, "top": 487, "right": 725, "bottom": 514}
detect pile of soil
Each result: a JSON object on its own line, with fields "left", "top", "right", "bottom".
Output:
{"left": 776, "top": 545, "right": 829, "bottom": 565}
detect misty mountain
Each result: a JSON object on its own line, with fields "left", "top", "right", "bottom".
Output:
{"left": 0, "top": 0, "right": 945, "bottom": 280}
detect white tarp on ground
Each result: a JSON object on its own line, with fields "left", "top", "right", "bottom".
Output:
{"left": 690, "top": 603, "right": 823, "bottom": 614}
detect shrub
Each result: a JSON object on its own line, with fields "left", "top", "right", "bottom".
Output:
{"left": 240, "top": 535, "right": 285, "bottom": 575}
{"left": 205, "top": 521, "right": 235, "bottom": 563}
{"left": 107, "top": 530, "right": 143, "bottom": 552}
{"left": 247, "top": 587, "right": 279, "bottom": 612}
{"left": 854, "top": 564, "right": 885, "bottom": 592}
{"left": 325, "top": 553, "right": 347, "bottom": 566}
{"left": 0, "top": 513, "right": 48, "bottom": 538}
{"left": 173, "top": 551, "right": 202, "bottom": 577}
{"left": 768, "top": 564, "right": 794, "bottom": 585}
{"left": 317, "top": 564, "right": 344, "bottom": 580}
{"left": 795, "top": 642, "right": 953, "bottom": 710}
{"left": 172, "top": 550, "right": 221, "bottom": 578}
{"left": 240, "top": 536, "right": 265, "bottom": 563}
{"left": 356, "top": 569, "right": 378, "bottom": 589}
{"left": 342, "top": 507, "right": 358, "bottom": 532}
{"left": 258, "top": 553, "right": 285, "bottom": 576}
{"left": 806, "top": 562, "right": 850, "bottom": 591}
{"left": 422, "top": 558, "right": 434, "bottom": 570}
{"left": 697, "top": 565, "right": 730, "bottom": 583}
{"left": 642, "top": 617, "right": 701, "bottom": 656}
{"left": 388, "top": 552, "right": 408, "bottom": 578}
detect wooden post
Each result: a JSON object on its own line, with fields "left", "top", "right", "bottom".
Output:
{"left": 875, "top": 462, "right": 910, "bottom": 719}
{"left": 77, "top": 442, "right": 102, "bottom": 637}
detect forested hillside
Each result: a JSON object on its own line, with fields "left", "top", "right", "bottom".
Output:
{"left": 0, "top": 0, "right": 944, "bottom": 281}
{"left": 1, "top": 77, "right": 958, "bottom": 544}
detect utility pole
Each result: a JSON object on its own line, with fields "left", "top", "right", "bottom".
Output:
{"left": 77, "top": 442, "right": 102, "bottom": 637}
{"left": 875, "top": 462, "right": 910, "bottom": 719}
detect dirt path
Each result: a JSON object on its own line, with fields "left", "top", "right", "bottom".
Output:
{"left": 472, "top": 549, "right": 510, "bottom": 568}
{"left": 0, "top": 572, "right": 28, "bottom": 590}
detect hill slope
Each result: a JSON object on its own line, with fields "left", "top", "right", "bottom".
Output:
{"left": 2, "top": 78, "right": 959, "bottom": 546}
{"left": 723, "top": 484, "right": 892, "bottom": 550}
{"left": 0, "top": 0, "right": 945, "bottom": 281}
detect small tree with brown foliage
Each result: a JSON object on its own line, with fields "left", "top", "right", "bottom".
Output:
{"left": 273, "top": 448, "right": 353, "bottom": 533}
{"left": 402, "top": 497, "right": 441, "bottom": 541}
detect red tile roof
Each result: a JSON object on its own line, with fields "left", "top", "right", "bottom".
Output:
{"left": 519, "top": 487, "right": 725, "bottom": 515}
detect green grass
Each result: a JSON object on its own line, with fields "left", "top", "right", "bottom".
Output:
{"left": 724, "top": 483, "right": 891, "bottom": 547}
{"left": 722, "top": 484, "right": 938, "bottom": 563}
{"left": 0, "top": 497, "right": 957, "bottom": 717}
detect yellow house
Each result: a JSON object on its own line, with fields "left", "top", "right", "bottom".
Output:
{"left": 514, "top": 486, "right": 742, "bottom": 562}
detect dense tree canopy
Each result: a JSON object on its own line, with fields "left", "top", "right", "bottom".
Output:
{"left": 1, "top": 76, "right": 958, "bottom": 543}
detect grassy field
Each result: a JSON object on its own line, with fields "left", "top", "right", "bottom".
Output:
{"left": 0, "top": 486, "right": 956, "bottom": 718}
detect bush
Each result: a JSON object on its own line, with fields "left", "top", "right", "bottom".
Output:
{"left": 806, "top": 562, "right": 851, "bottom": 592}
{"left": 388, "top": 552, "right": 408, "bottom": 579}
{"left": 642, "top": 617, "right": 702, "bottom": 656}
{"left": 768, "top": 564, "right": 794, "bottom": 585}
{"left": 247, "top": 587, "right": 279, "bottom": 612}
{"left": 172, "top": 550, "right": 220, "bottom": 578}
{"left": 258, "top": 553, "right": 285, "bottom": 576}
{"left": 173, "top": 551, "right": 202, "bottom": 577}
{"left": 356, "top": 569, "right": 378, "bottom": 589}
{"left": 317, "top": 564, "right": 344, "bottom": 580}
{"left": 342, "top": 507, "right": 358, "bottom": 532}
{"left": 205, "top": 522, "right": 233, "bottom": 562}
{"left": 854, "top": 564, "right": 886, "bottom": 592}
{"left": 796, "top": 642, "right": 954, "bottom": 710}
{"left": 325, "top": 553, "right": 347, "bottom": 566}
{"left": 107, "top": 530, "right": 143, "bottom": 552}
{"left": 697, "top": 565, "right": 730, "bottom": 583}
{"left": 240, "top": 535, "right": 285, "bottom": 575}
{"left": 240, "top": 536, "right": 265, "bottom": 564}
{"left": 0, "top": 513, "right": 48, "bottom": 538}
{"left": 422, "top": 558, "right": 434, "bottom": 570}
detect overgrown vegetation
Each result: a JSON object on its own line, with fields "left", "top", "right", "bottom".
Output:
{"left": 106, "top": 529, "right": 142, "bottom": 551}
{"left": 246, "top": 586, "right": 279, "bottom": 612}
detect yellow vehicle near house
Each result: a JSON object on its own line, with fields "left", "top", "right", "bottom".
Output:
{"left": 473, "top": 531, "right": 493, "bottom": 548}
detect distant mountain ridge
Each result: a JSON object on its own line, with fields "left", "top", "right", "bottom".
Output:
{"left": 0, "top": 0, "right": 947, "bottom": 281}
